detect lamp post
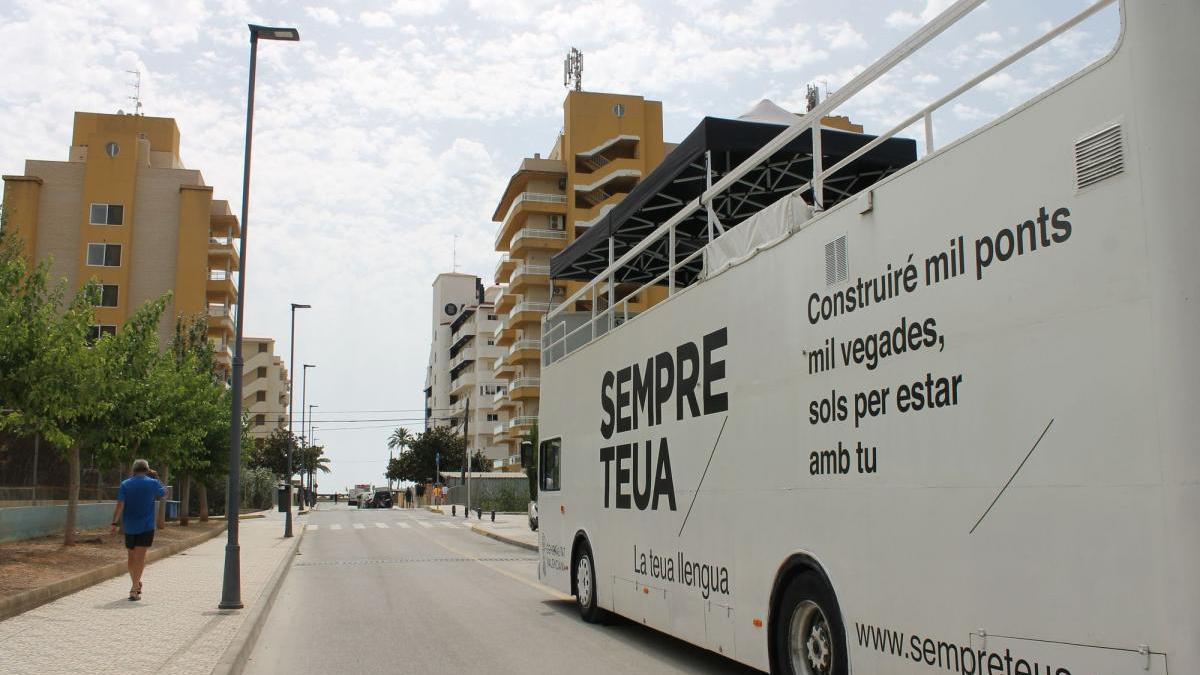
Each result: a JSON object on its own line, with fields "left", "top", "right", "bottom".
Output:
{"left": 301, "top": 366, "right": 315, "bottom": 506}
{"left": 285, "top": 306, "right": 311, "bottom": 538}
{"left": 221, "top": 22, "right": 300, "bottom": 612}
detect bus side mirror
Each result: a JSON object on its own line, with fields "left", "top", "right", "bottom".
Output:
{"left": 520, "top": 441, "right": 533, "bottom": 466}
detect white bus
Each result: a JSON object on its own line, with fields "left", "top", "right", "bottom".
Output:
{"left": 535, "top": 1, "right": 1198, "bottom": 673}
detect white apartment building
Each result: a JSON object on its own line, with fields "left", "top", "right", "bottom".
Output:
{"left": 423, "top": 274, "right": 507, "bottom": 466}
{"left": 242, "top": 336, "right": 290, "bottom": 439}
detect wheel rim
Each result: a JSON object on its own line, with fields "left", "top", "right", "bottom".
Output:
{"left": 788, "top": 600, "right": 834, "bottom": 675}
{"left": 577, "top": 556, "right": 593, "bottom": 609}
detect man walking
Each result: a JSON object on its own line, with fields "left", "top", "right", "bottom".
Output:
{"left": 110, "top": 459, "right": 166, "bottom": 601}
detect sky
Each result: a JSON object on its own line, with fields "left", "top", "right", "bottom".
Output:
{"left": 0, "top": 0, "right": 1118, "bottom": 491}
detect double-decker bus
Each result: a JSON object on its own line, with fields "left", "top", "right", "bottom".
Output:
{"left": 535, "top": 1, "right": 1198, "bottom": 672}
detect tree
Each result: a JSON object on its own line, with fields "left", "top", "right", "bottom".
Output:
{"left": 524, "top": 421, "right": 539, "bottom": 502}
{"left": 385, "top": 426, "right": 467, "bottom": 484}
{"left": 248, "top": 427, "right": 298, "bottom": 478}
{"left": 386, "top": 427, "right": 413, "bottom": 490}
{"left": 0, "top": 250, "right": 110, "bottom": 545}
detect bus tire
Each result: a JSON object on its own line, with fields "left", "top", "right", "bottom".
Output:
{"left": 573, "top": 543, "right": 603, "bottom": 624}
{"left": 771, "top": 571, "right": 847, "bottom": 675}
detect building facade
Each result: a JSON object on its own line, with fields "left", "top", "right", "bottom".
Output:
{"left": 242, "top": 336, "right": 290, "bottom": 439}
{"left": 423, "top": 273, "right": 508, "bottom": 467}
{"left": 1, "top": 112, "right": 240, "bottom": 377}
{"left": 489, "top": 90, "right": 671, "bottom": 465}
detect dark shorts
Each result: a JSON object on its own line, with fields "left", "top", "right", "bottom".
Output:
{"left": 124, "top": 530, "right": 155, "bottom": 549}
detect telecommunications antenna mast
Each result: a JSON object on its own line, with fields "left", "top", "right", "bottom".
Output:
{"left": 451, "top": 233, "right": 460, "bottom": 272}
{"left": 126, "top": 70, "right": 144, "bottom": 115}
{"left": 563, "top": 47, "right": 582, "bottom": 91}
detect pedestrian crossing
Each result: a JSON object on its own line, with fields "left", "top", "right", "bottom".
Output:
{"left": 307, "top": 519, "right": 474, "bottom": 533}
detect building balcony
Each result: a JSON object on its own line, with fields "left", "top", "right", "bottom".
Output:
{"left": 502, "top": 301, "right": 554, "bottom": 333}
{"left": 493, "top": 358, "right": 517, "bottom": 381}
{"left": 208, "top": 237, "right": 240, "bottom": 271}
{"left": 509, "top": 228, "right": 566, "bottom": 257}
{"left": 509, "top": 377, "right": 540, "bottom": 400}
{"left": 509, "top": 263, "right": 550, "bottom": 293}
{"left": 575, "top": 155, "right": 642, "bottom": 186}
{"left": 503, "top": 339, "right": 541, "bottom": 367}
{"left": 491, "top": 158, "right": 567, "bottom": 222}
{"left": 574, "top": 134, "right": 640, "bottom": 173}
{"left": 508, "top": 415, "right": 537, "bottom": 431}
{"left": 494, "top": 323, "right": 518, "bottom": 347}
{"left": 494, "top": 255, "right": 516, "bottom": 284}
{"left": 206, "top": 305, "right": 234, "bottom": 334}
{"left": 206, "top": 273, "right": 237, "bottom": 303}
{"left": 494, "top": 192, "right": 567, "bottom": 250}
{"left": 494, "top": 290, "right": 518, "bottom": 315}
{"left": 573, "top": 169, "right": 640, "bottom": 207}
{"left": 493, "top": 424, "right": 508, "bottom": 441}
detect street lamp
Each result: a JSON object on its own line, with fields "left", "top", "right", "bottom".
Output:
{"left": 221, "top": 22, "right": 300, "bottom": 612}
{"left": 285, "top": 306, "right": 311, "bottom": 539}
{"left": 301, "top": 366, "right": 316, "bottom": 506}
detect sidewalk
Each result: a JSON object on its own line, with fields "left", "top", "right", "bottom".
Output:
{"left": 427, "top": 505, "right": 537, "bottom": 550}
{"left": 0, "top": 511, "right": 301, "bottom": 675}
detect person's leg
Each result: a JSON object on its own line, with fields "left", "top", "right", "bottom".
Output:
{"left": 127, "top": 547, "right": 137, "bottom": 590}
{"left": 130, "top": 546, "right": 148, "bottom": 589}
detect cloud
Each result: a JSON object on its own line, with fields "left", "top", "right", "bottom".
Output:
{"left": 305, "top": 6, "right": 341, "bottom": 25}
{"left": 360, "top": 10, "right": 396, "bottom": 28}
{"left": 885, "top": 0, "right": 957, "bottom": 29}
{"left": 975, "top": 30, "right": 1002, "bottom": 43}
{"left": 819, "top": 21, "right": 867, "bottom": 50}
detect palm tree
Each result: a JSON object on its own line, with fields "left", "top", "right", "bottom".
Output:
{"left": 387, "top": 427, "right": 413, "bottom": 491}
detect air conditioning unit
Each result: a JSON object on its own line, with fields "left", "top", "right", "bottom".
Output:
{"left": 548, "top": 214, "right": 565, "bottom": 230}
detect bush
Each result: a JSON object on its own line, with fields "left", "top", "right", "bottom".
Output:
{"left": 480, "top": 487, "right": 528, "bottom": 513}
{"left": 240, "top": 467, "right": 276, "bottom": 511}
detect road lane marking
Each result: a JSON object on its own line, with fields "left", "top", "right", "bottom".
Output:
{"left": 396, "top": 522, "right": 411, "bottom": 529}
{"left": 441, "top": 522, "right": 459, "bottom": 528}
{"left": 407, "top": 526, "right": 568, "bottom": 601}
{"left": 418, "top": 522, "right": 433, "bottom": 528}
{"left": 375, "top": 522, "right": 389, "bottom": 528}
{"left": 329, "top": 524, "right": 342, "bottom": 530}
{"left": 353, "top": 523, "right": 366, "bottom": 530}
{"left": 309, "top": 524, "right": 318, "bottom": 530}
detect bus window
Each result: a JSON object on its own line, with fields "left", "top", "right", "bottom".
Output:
{"left": 540, "top": 439, "right": 561, "bottom": 492}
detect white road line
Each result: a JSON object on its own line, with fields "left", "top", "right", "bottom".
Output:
{"left": 441, "top": 522, "right": 458, "bottom": 528}
{"left": 418, "top": 522, "right": 433, "bottom": 528}
{"left": 329, "top": 524, "right": 342, "bottom": 530}
{"left": 353, "top": 523, "right": 366, "bottom": 530}
{"left": 308, "top": 524, "right": 319, "bottom": 530}
{"left": 396, "top": 522, "right": 411, "bottom": 529}
{"left": 375, "top": 522, "right": 388, "bottom": 528}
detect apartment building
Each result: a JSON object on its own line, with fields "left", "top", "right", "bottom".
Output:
{"left": 1, "top": 112, "right": 240, "bottom": 378}
{"left": 489, "top": 90, "right": 671, "bottom": 465}
{"left": 424, "top": 273, "right": 507, "bottom": 465}
{"left": 241, "top": 336, "right": 290, "bottom": 439}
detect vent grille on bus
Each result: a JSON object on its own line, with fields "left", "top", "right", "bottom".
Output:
{"left": 1074, "top": 124, "right": 1123, "bottom": 190}
{"left": 825, "top": 235, "right": 847, "bottom": 286}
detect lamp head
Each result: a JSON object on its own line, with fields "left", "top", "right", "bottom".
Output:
{"left": 250, "top": 25, "right": 300, "bottom": 41}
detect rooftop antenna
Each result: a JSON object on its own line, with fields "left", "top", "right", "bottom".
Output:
{"left": 563, "top": 47, "right": 582, "bottom": 92}
{"left": 805, "top": 83, "right": 821, "bottom": 112}
{"left": 451, "top": 234, "right": 460, "bottom": 273}
{"left": 126, "top": 69, "right": 144, "bottom": 116}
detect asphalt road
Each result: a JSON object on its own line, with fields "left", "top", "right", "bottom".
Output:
{"left": 243, "top": 505, "right": 758, "bottom": 674}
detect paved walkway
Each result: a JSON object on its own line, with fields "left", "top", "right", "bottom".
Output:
{"left": 426, "top": 505, "right": 538, "bottom": 549}
{"left": 0, "top": 512, "right": 300, "bottom": 675}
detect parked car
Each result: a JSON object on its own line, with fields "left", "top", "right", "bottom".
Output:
{"left": 366, "top": 490, "right": 393, "bottom": 509}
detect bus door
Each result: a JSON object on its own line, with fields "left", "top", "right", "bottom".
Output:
{"left": 538, "top": 437, "right": 569, "bottom": 585}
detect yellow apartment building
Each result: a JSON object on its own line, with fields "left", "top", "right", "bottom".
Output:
{"left": 241, "top": 336, "right": 291, "bottom": 439}
{"left": 489, "top": 90, "right": 672, "bottom": 465}
{"left": 1, "top": 112, "right": 241, "bottom": 377}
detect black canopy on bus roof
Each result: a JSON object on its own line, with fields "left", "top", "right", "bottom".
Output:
{"left": 550, "top": 116, "right": 917, "bottom": 284}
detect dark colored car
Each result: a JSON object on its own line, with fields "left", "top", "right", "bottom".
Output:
{"left": 368, "top": 490, "right": 393, "bottom": 509}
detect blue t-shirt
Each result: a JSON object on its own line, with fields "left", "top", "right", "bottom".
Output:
{"left": 118, "top": 474, "right": 166, "bottom": 535}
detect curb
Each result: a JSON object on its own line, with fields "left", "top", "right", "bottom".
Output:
{"left": 0, "top": 522, "right": 227, "bottom": 621}
{"left": 470, "top": 525, "right": 538, "bottom": 552}
{"left": 209, "top": 522, "right": 306, "bottom": 675}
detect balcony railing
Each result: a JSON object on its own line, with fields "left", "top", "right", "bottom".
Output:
{"left": 510, "top": 377, "right": 540, "bottom": 391}
{"left": 511, "top": 263, "right": 551, "bottom": 285}
{"left": 509, "top": 415, "right": 537, "bottom": 428}
{"left": 509, "top": 339, "right": 541, "bottom": 356}
{"left": 495, "top": 193, "right": 568, "bottom": 248}
{"left": 509, "top": 228, "right": 566, "bottom": 250}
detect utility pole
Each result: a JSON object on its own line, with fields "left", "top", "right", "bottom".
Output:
{"left": 464, "top": 398, "right": 471, "bottom": 516}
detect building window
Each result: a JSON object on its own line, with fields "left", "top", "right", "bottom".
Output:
{"left": 613, "top": 103, "right": 625, "bottom": 117}
{"left": 486, "top": 413, "right": 498, "bottom": 422}
{"left": 86, "top": 243, "right": 122, "bottom": 267}
{"left": 540, "top": 438, "right": 561, "bottom": 492}
{"left": 487, "top": 314, "right": 498, "bottom": 321}
{"left": 256, "top": 391, "right": 266, "bottom": 402}
{"left": 257, "top": 366, "right": 267, "bottom": 378}
{"left": 86, "top": 324, "right": 117, "bottom": 342}
{"left": 95, "top": 284, "right": 118, "bottom": 308}
{"left": 486, "top": 339, "right": 495, "bottom": 345}
{"left": 258, "top": 343, "right": 268, "bottom": 353}
{"left": 89, "top": 203, "right": 124, "bottom": 225}
{"left": 254, "top": 414, "right": 265, "bottom": 427}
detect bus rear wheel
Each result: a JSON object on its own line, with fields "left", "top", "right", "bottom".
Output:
{"left": 574, "top": 544, "right": 603, "bottom": 623}
{"left": 773, "top": 572, "right": 847, "bottom": 675}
